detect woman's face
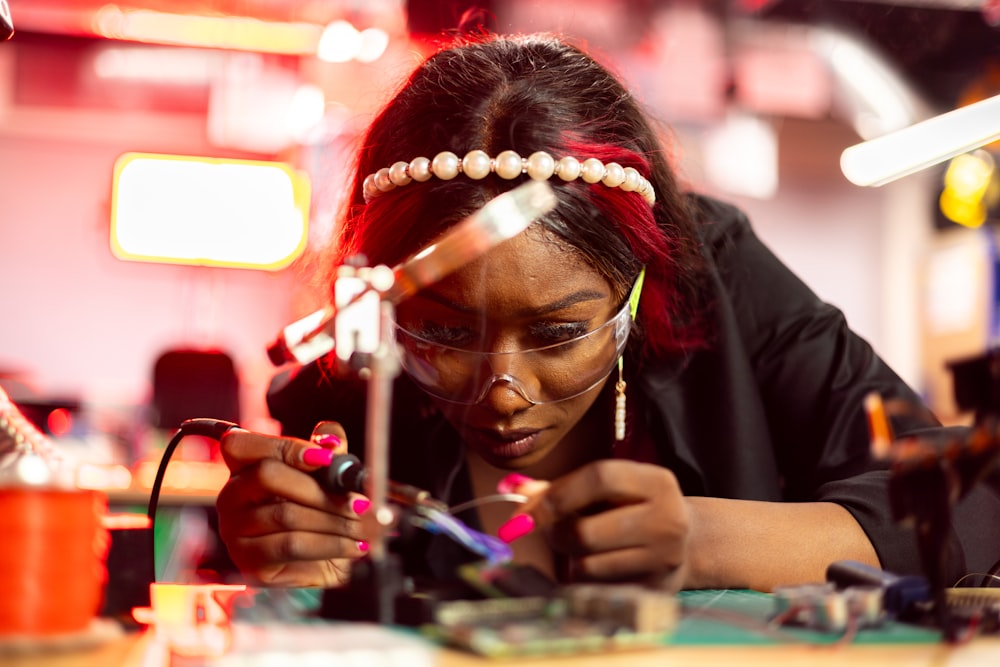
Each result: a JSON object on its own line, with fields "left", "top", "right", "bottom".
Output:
{"left": 394, "top": 227, "right": 621, "bottom": 471}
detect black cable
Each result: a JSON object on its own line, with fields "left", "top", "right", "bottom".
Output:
{"left": 986, "top": 558, "right": 1000, "bottom": 587}
{"left": 146, "top": 418, "right": 239, "bottom": 581}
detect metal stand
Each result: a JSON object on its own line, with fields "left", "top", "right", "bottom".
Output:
{"left": 269, "top": 182, "right": 558, "bottom": 624}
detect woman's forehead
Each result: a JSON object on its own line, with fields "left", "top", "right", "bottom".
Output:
{"left": 405, "top": 231, "right": 613, "bottom": 313}
{"left": 468, "top": 230, "right": 602, "bottom": 283}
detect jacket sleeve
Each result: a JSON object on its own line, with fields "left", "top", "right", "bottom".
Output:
{"left": 697, "top": 195, "right": 1000, "bottom": 580}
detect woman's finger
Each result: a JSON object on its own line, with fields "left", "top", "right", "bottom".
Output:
{"left": 220, "top": 421, "right": 350, "bottom": 476}
{"left": 224, "top": 458, "right": 354, "bottom": 514}
{"left": 228, "top": 529, "right": 367, "bottom": 565}
{"left": 546, "top": 460, "right": 679, "bottom": 517}
{"left": 499, "top": 461, "right": 681, "bottom": 540}
{"left": 249, "top": 558, "right": 355, "bottom": 589}
{"left": 309, "top": 421, "right": 348, "bottom": 454}
{"left": 226, "top": 531, "right": 363, "bottom": 588}
{"left": 571, "top": 546, "right": 686, "bottom": 591}
{"left": 222, "top": 498, "right": 369, "bottom": 542}
{"left": 220, "top": 430, "right": 315, "bottom": 474}
{"left": 548, "top": 502, "right": 646, "bottom": 554}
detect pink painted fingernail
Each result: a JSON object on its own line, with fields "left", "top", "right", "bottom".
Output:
{"left": 352, "top": 499, "right": 371, "bottom": 516}
{"left": 357, "top": 541, "right": 369, "bottom": 553}
{"left": 311, "top": 433, "right": 342, "bottom": 447}
{"left": 497, "top": 513, "right": 535, "bottom": 543}
{"left": 497, "top": 473, "right": 534, "bottom": 495}
{"left": 303, "top": 448, "right": 334, "bottom": 467}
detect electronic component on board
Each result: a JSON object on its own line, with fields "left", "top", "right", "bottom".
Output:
{"left": 457, "top": 561, "right": 559, "bottom": 599}
{"left": 771, "top": 582, "right": 885, "bottom": 634}
{"left": 945, "top": 587, "right": 1000, "bottom": 635}
{"left": 426, "top": 583, "right": 678, "bottom": 658}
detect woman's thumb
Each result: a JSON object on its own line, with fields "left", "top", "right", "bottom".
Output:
{"left": 309, "top": 420, "right": 347, "bottom": 454}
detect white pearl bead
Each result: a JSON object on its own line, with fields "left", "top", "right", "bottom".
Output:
{"left": 494, "top": 150, "right": 523, "bottom": 179}
{"left": 525, "top": 151, "right": 555, "bottom": 180}
{"left": 431, "top": 151, "right": 460, "bottom": 180}
{"left": 363, "top": 174, "right": 379, "bottom": 200}
{"left": 555, "top": 156, "right": 581, "bottom": 181}
{"left": 639, "top": 181, "right": 655, "bottom": 204}
{"left": 602, "top": 162, "right": 626, "bottom": 188}
{"left": 389, "top": 161, "right": 411, "bottom": 186}
{"left": 581, "top": 158, "right": 605, "bottom": 184}
{"left": 409, "top": 157, "right": 432, "bottom": 182}
{"left": 622, "top": 167, "right": 640, "bottom": 192}
{"left": 462, "top": 150, "right": 492, "bottom": 180}
{"left": 374, "top": 167, "right": 394, "bottom": 191}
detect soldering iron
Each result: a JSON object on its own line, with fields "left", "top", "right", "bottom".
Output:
{"left": 310, "top": 453, "right": 448, "bottom": 512}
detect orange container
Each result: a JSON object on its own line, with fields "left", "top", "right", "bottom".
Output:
{"left": 0, "top": 487, "right": 108, "bottom": 636}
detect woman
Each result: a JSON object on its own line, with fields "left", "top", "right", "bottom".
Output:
{"left": 216, "top": 33, "right": 999, "bottom": 594}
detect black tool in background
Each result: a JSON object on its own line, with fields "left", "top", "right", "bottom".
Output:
{"left": 826, "top": 559, "right": 931, "bottom": 619}
{"left": 887, "top": 349, "right": 1000, "bottom": 640}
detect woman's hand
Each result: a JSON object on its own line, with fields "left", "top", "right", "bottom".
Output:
{"left": 215, "top": 421, "right": 370, "bottom": 588}
{"left": 504, "top": 460, "right": 691, "bottom": 592}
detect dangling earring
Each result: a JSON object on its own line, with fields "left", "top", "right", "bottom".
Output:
{"left": 615, "top": 266, "right": 645, "bottom": 442}
{"left": 614, "top": 358, "right": 627, "bottom": 442}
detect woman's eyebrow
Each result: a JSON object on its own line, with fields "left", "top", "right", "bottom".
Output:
{"left": 416, "top": 288, "right": 609, "bottom": 317}
{"left": 531, "top": 291, "right": 608, "bottom": 316}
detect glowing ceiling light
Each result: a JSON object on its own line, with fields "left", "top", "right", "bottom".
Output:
{"left": 111, "top": 153, "right": 310, "bottom": 271}
{"left": 317, "top": 20, "right": 361, "bottom": 62}
{"left": 356, "top": 28, "right": 390, "bottom": 63}
{"left": 93, "top": 5, "right": 321, "bottom": 55}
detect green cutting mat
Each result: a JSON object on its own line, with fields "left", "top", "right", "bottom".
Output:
{"left": 672, "top": 589, "right": 942, "bottom": 646}
{"left": 238, "top": 588, "right": 943, "bottom": 648}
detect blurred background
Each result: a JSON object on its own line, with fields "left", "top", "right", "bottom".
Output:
{"left": 0, "top": 0, "right": 998, "bottom": 504}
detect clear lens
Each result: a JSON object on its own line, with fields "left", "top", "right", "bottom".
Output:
{"left": 393, "top": 303, "right": 632, "bottom": 405}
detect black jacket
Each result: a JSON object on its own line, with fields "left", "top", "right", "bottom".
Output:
{"left": 267, "top": 194, "right": 1000, "bottom": 586}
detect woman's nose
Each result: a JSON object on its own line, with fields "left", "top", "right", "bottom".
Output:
{"left": 477, "top": 374, "right": 534, "bottom": 415}
{"left": 483, "top": 349, "right": 542, "bottom": 398}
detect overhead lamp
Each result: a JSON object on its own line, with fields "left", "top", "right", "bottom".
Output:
{"left": 89, "top": 7, "right": 391, "bottom": 63}
{"left": 841, "top": 93, "right": 1000, "bottom": 187}
{"left": 92, "top": 6, "right": 322, "bottom": 55}
{"left": 110, "top": 153, "right": 310, "bottom": 271}
{"left": 317, "top": 21, "right": 389, "bottom": 63}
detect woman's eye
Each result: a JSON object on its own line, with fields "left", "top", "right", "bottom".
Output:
{"left": 409, "top": 322, "right": 477, "bottom": 347}
{"left": 530, "top": 321, "right": 590, "bottom": 345}
{"left": 402, "top": 319, "right": 593, "bottom": 349}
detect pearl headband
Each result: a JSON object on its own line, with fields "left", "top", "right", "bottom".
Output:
{"left": 362, "top": 150, "right": 656, "bottom": 205}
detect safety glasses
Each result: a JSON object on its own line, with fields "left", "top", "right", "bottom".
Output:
{"left": 392, "top": 273, "right": 643, "bottom": 406}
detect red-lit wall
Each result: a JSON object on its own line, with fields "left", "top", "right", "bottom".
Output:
{"left": 0, "top": 123, "right": 304, "bottom": 431}
{"left": 0, "top": 22, "right": 938, "bottom": 439}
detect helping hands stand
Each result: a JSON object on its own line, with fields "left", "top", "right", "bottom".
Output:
{"left": 319, "top": 261, "right": 403, "bottom": 624}
{"left": 276, "top": 181, "right": 558, "bottom": 624}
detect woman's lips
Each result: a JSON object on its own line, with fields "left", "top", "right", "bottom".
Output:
{"left": 467, "top": 428, "right": 541, "bottom": 460}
